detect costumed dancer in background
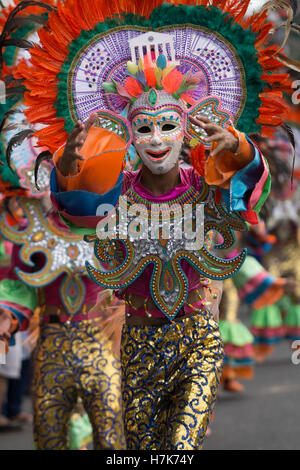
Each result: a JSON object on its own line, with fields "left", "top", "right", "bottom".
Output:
{"left": 218, "top": 248, "right": 289, "bottom": 391}
{"left": 2, "top": 0, "right": 298, "bottom": 450}
{"left": 220, "top": 213, "right": 296, "bottom": 381}
{"left": 219, "top": 276, "right": 255, "bottom": 393}
{"left": 260, "top": 207, "right": 300, "bottom": 353}
{"left": 0, "top": 172, "right": 125, "bottom": 450}
{"left": 0, "top": 196, "right": 31, "bottom": 431}
{"left": 0, "top": 1, "right": 125, "bottom": 450}
{"left": 245, "top": 131, "right": 300, "bottom": 361}
{"left": 0, "top": 166, "right": 125, "bottom": 450}
{"left": 231, "top": 253, "right": 295, "bottom": 362}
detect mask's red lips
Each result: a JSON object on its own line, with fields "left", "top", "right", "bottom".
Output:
{"left": 146, "top": 148, "right": 170, "bottom": 161}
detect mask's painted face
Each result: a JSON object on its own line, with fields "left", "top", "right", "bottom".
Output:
{"left": 132, "top": 109, "right": 184, "bottom": 175}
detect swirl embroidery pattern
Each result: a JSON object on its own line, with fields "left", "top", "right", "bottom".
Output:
{"left": 86, "top": 182, "right": 247, "bottom": 320}
{"left": 121, "top": 312, "right": 224, "bottom": 450}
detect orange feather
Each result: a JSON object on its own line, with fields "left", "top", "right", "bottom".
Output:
{"left": 191, "top": 143, "right": 206, "bottom": 177}
{"left": 7, "top": 0, "right": 291, "bottom": 152}
{"left": 256, "top": 115, "right": 283, "bottom": 126}
{"left": 260, "top": 126, "right": 276, "bottom": 138}
{"left": 143, "top": 55, "right": 157, "bottom": 88}
{"left": 180, "top": 92, "right": 195, "bottom": 106}
{"left": 38, "top": 29, "right": 67, "bottom": 62}
{"left": 161, "top": 68, "right": 185, "bottom": 94}
{"left": 124, "top": 76, "right": 143, "bottom": 98}
{"left": 260, "top": 97, "right": 288, "bottom": 115}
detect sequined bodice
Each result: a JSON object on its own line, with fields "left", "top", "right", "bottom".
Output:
{"left": 86, "top": 171, "right": 247, "bottom": 320}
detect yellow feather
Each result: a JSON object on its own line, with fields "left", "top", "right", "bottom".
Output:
{"left": 138, "top": 57, "right": 143, "bottom": 71}
{"left": 127, "top": 61, "right": 138, "bottom": 75}
{"left": 154, "top": 67, "right": 163, "bottom": 85}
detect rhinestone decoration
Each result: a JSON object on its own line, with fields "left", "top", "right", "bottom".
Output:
{"left": 19, "top": 200, "right": 94, "bottom": 273}
{"left": 93, "top": 111, "right": 132, "bottom": 145}
{"left": 32, "top": 230, "right": 45, "bottom": 242}
{"left": 20, "top": 159, "right": 52, "bottom": 197}
{"left": 147, "top": 88, "right": 159, "bottom": 108}
{"left": 185, "top": 97, "right": 233, "bottom": 146}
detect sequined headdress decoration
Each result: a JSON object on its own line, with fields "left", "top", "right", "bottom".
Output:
{"left": 101, "top": 30, "right": 234, "bottom": 147}
{"left": 103, "top": 32, "right": 197, "bottom": 111}
{"left": 1, "top": 0, "right": 299, "bottom": 155}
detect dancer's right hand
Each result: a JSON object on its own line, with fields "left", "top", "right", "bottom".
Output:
{"left": 58, "top": 112, "right": 98, "bottom": 176}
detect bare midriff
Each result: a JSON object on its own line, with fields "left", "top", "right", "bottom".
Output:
{"left": 42, "top": 303, "right": 96, "bottom": 319}
{"left": 125, "top": 287, "right": 208, "bottom": 326}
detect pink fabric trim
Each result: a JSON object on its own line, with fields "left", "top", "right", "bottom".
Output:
{"left": 251, "top": 326, "right": 286, "bottom": 338}
{"left": 225, "top": 249, "right": 240, "bottom": 260}
{"left": 59, "top": 210, "right": 109, "bottom": 228}
{"left": 285, "top": 326, "right": 300, "bottom": 335}
{"left": 4, "top": 241, "right": 13, "bottom": 255}
{"left": 41, "top": 309, "right": 103, "bottom": 324}
{"left": 50, "top": 194, "right": 106, "bottom": 228}
{"left": 248, "top": 146, "right": 269, "bottom": 209}
{"left": 238, "top": 271, "right": 268, "bottom": 300}
{"left": 122, "top": 167, "right": 202, "bottom": 201}
{"left": 224, "top": 343, "right": 254, "bottom": 359}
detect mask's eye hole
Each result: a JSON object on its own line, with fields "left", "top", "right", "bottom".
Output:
{"left": 137, "top": 125, "right": 152, "bottom": 134}
{"left": 161, "top": 123, "right": 177, "bottom": 132}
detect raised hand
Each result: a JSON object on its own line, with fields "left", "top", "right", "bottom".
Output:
{"left": 58, "top": 112, "right": 98, "bottom": 176}
{"left": 189, "top": 116, "right": 239, "bottom": 157}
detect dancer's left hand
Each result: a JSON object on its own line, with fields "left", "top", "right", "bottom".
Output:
{"left": 189, "top": 116, "right": 239, "bottom": 156}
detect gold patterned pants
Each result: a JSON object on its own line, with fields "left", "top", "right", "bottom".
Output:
{"left": 32, "top": 320, "right": 125, "bottom": 450}
{"left": 121, "top": 311, "right": 224, "bottom": 450}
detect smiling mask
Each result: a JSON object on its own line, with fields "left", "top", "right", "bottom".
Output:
{"left": 131, "top": 95, "right": 185, "bottom": 174}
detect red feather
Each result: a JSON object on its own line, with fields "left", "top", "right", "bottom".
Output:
{"left": 124, "top": 76, "right": 143, "bottom": 98}
{"left": 191, "top": 143, "right": 206, "bottom": 177}
{"left": 161, "top": 68, "right": 185, "bottom": 94}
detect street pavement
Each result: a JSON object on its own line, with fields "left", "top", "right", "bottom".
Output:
{"left": 204, "top": 340, "right": 300, "bottom": 450}
{"left": 0, "top": 341, "right": 299, "bottom": 450}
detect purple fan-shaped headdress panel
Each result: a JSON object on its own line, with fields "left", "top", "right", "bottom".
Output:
{"left": 69, "top": 27, "right": 245, "bottom": 124}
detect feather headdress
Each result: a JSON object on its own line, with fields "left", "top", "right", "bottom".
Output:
{"left": 0, "top": 0, "right": 299, "bottom": 153}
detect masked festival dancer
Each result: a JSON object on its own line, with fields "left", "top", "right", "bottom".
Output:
{"left": 0, "top": 0, "right": 126, "bottom": 449}
{"left": 0, "top": 131, "right": 125, "bottom": 451}
{"left": 3, "top": 0, "right": 298, "bottom": 450}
